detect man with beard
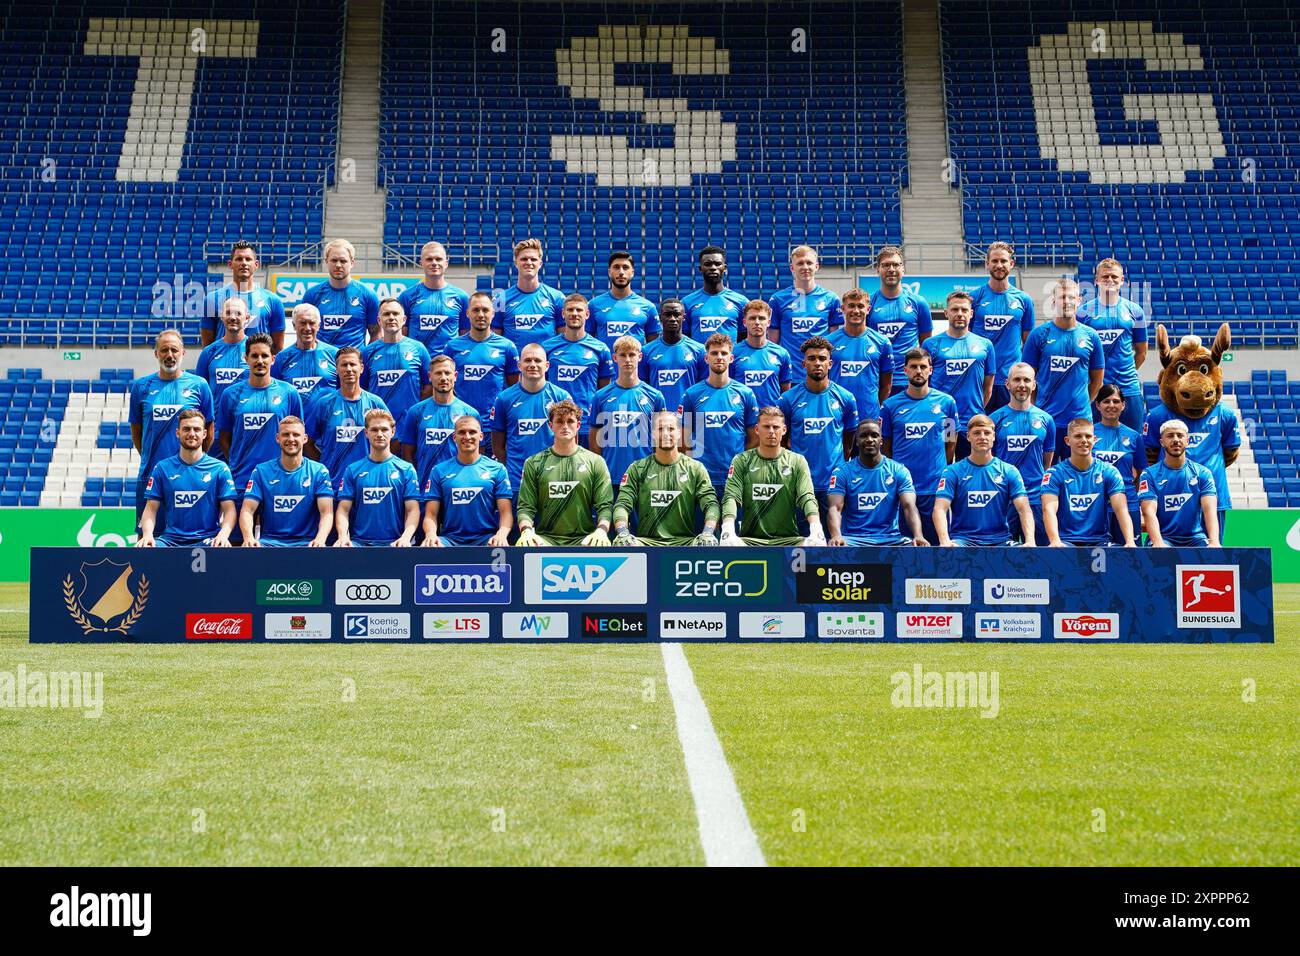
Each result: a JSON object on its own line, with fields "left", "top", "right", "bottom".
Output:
{"left": 613, "top": 411, "right": 719, "bottom": 546}
{"left": 137, "top": 409, "right": 236, "bottom": 547}
{"left": 681, "top": 246, "right": 749, "bottom": 345}
{"left": 587, "top": 251, "right": 661, "bottom": 349}
{"left": 969, "top": 241, "right": 1035, "bottom": 410}
{"left": 827, "top": 419, "right": 927, "bottom": 547}
{"left": 880, "top": 348, "right": 958, "bottom": 544}
{"left": 303, "top": 346, "right": 390, "bottom": 494}
{"left": 491, "top": 343, "right": 572, "bottom": 495}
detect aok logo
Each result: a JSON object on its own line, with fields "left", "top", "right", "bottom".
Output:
{"left": 548, "top": 480, "right": 579, "bottom": 499}
{"left": 857, "top": 492, "right": 888, "bottom": 510}
{"left": 966, "top": 490, "right": 998, "bottom": 508}
{"left": 173, "top": 490, "right": 205, "bottom": 508}
{"left": 461, "top": 364, "right": 492, "bottom": 382}
{"left": 517, "top": 418, "right": 546, "bottom": 437}
{"left": 450, "top": 487, "right": 482, "bottom": 505}
{"left": 904, "top": 422, "right": 935, "bottom": 440}
{"left": 151, "top": 403, "right": 183, "bottom": 422}
{"left": 556, "top": 365, "right": 585, "bottom": 383}
{"left": 424, "top": 427, "right": 454, "bottom": 446}
{"left": 1067, "top": 493, "right": 1099, "bottom": 512}
{"left": 751, "top": 483, "right": 781, "bottom": 503}
{"left": 361, "top": 487, "right": 392, "bottom": 505}
{"left": 1048, "top": 355, "right": 1080, "bottom": 374}
{"left": 242, "top": 413, "right": 275, "bottom": 430}
{"left": 838, "top": 361, "right": 869, "bottom": 377}
{"left": 704, "top": 411, "right": 733, "bottom": 428}
{"left": 1163, "top": 493, "right": 1193, "bottom": 511}
{"left": 272, "top": 495, "right": 305, "bottom": 512}
{"left": 1005, "top": 434, "right": 1035, "bottom": 452}
{"left": 375, "top": 369, "right": 406, "bottom": 387}
{"left": 803, "top": 417, "right": 833, "bottom": 435}
{"left": 650, "top": 489, "right": 681, "bottom": 508}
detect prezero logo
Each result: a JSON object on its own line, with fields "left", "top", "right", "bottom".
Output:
{"left": 665, "top": 556, "right": 779, "bottom": 605}
{"left": 524, "top": 553, "right": 647, "bottom": 604}
{"left": 415, "top": 564, "right": 511, "bottom": 605}
{"left": 335, "top": 579, "right": 402, "bottom": 605}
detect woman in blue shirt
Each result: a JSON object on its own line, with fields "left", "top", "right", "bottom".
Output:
{"left": 1092, "top": 384, "right": 1143, "bottom": 544}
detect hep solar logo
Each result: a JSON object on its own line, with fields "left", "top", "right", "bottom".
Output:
{"left": 462, "top": 364, "right": 492, "bottom": 382}
{"left": 450, "top": 487, "right": 482, "bottom": 505}
{"left": 1048, "top": 356, "right": 1080, "bottom": 374}
{"left": 524, "top": 553, "right": 647, "bottom": 604}
{"left": 1005, "top": 435, "right": 1035, "bottom": 452}
{"left": 271, "top": 495, "right": 305, "bottom": 512}
{"left": 1176, "top": 565, "right": 1240, "bottom": 628}
{"left": 361, "top": 487, "right": 392, "bottom": 505}
{"left": 415, "top": 564, "right": 512, "bottom": 605}
{"left": 903, "top": 422, "right": 935, "bottom": 440}
{"left": 173, "top": 491, "right": 205, "bottom": 508}
{"left": 375, "top": 369, "right": 406, "bottom": 388}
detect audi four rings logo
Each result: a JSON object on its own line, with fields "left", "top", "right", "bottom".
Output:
{"left": 335, "top": 579, "right": 402, "bottom": 605}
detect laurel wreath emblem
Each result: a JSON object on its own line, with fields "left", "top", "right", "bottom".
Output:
{"left": 62, "top": 574, "right": 149, "bottom": 636}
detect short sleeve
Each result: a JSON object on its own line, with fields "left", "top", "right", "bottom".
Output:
{"left": 268, "top": 295, "right": 286, "bottom": 334}
{"left": 1088, "top": 330, "right": 1106, "bottom": 371}
{"left": 339, "top": 465, "right": 357, "bottom": 502}
{"left": 144, "top": 463, "right": 165, "bottom": 501}
{"left": 504, "top": 341, "right": 520, "bottom": 378}
{"left": 217, "top": 465, "right": 238, "bottom": 501}
{"left": 314, "top": 464, "right": 334, "bottom": 499}
{"left": 915, "top": 295, "right": 934, "bottom": 337}
{"left": 936, "top": 465, "right": 958, "bottom": 502}
{"left": 1020, "top": 292, "right": 1036, "bottom": 333}
{"left": 1199, "top": 467, "right": 1217, "bottom": 499}
{"left": 244, "top": 467, "right": 266, "bottom": 503}
{"left": 1137, "top": 469, "right": 1156, "bottom": 502}
{"left": 401, "top": 464, "right": 420, "bottom": 500}
{"left": 827, "top": 462, "right": 848, "bottom": 499}
{"left": 129, "top": 381, "right": 144, "bottom": 426}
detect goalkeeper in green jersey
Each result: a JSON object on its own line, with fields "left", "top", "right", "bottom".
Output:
{"left": 612, "top": 410, "right": 720, "bottom": 546}
{"left": 515, "top": 398, "right": 614, "bottom": 546}
{"left": 720, "top": 407, "right": 825, "bottom": 547}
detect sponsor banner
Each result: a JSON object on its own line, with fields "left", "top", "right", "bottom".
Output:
{"left": 983, "top": 579, "right": 1050, "bottom": 605}
{"left": 1223, "top": 508, "right": 1300, "bottom": 581}
{"left": 343, "top": 612, "right": 411, "bottom": 640}
{"left": 0, "top": 509, "right": 138, "bottom": 582}
{"left": 738, "top": 612, "right": 807, "bottom": 639}
{"left": 856, "top": 274, "right": 1019, "bottom": 313}
{"left": 335, "top": 579, "right": 402, "bottom": 605}
{"left": 658, "top": 612, "right": 727, "bottom": 639}
{"left": 422, "top": 613, "right": 489, "bottom": 639}
{"left": 503, "top": 612, "right": 570, "bottom": 639}
{"left": 264, "top": 612, "right": 332, "bottom": 640}
{"left": 974, "top": 612, "right": 1041, "bottom": 639}
{"left": 1053, "top": 613, "right": 1120, "bottom": 640}
{"left": 795, "top": 563, "right": 892, "bottom": 604}
{"left": 524, "top": 553, "right": 646, "bottom": 604}
{"left": 257, "top": 579, "right": 322, "bottom": 605}
{"left": 896, "top": 612, "right": 963, "bottom": 639}
{"left": 268, "top": 273, "right": 422, "bottom": 307}
{"left": 905, "top": 578, "right": 972, "bottom": 605}
{"left": 186, "top": 613, "right": 252, "bottom": 640}
{"left": 1175, "top": 564, "right": 1241, "bottom": 628}
{"left": 581, "top": 613, "right": 648, "bottom": 637}
{"left": 414, "top": 564, "right": 511, "bottom": 605}
{"left": 817, "top": 611, "right": 885, "bottom": 639}
{"left": 660, "top": 555, "right": 781, "bottom": 605}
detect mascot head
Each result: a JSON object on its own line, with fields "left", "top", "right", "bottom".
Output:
{"left": 1156, "top": 323, "right": 1230, "bottom": 420}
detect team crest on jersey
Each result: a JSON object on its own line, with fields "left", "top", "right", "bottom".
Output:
{"left": 350, "top": 298, "right": 360, "bottom": 307}
{"left": 903, "top": 303, "right": 914, "bottom": 314}
{"left": 1121, "top": 437, "right": 1131, "bottom": 446}
{"left": 1076, "top": 336, "right": 1089, "bottom": 348}
{"left": 272, "top": 395, "right": 282, "bottom": 406}
{"left": 202, "top": 474, "right": 212, "bottom": 484}
{"left": 992, "top": 473, "right": 1004, "bottom": 484}
{"left": 1032, "top": 417, "right": 1045, "bottom": 429}
{"left": 931, "top": 404, "right": 942, "bottom": 414}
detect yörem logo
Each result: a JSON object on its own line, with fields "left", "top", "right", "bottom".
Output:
{"left": 1053, "top": 613, "right": 1119, "bottom": 639}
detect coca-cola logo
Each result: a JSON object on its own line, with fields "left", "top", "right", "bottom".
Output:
{"left": 186, "top": 613, "right": 253, "bottom": 640}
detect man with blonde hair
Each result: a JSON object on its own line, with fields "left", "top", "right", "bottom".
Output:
{"left": 933, "top": 414, "right": 1034, "bottom": 546}
{"left": 1020, "top": 277, "right": 1105, "bottom": 459}
{"left": 335, "top": 407, "right": 420, "bottom": 547}
{"left": 590, "top": 334, "right": 666, "bottom": 492}
{"left": 399, "top": 240, "right": 469, "bottom": 356}
{"left": 303, "top": 238, "right": 379, "bottom": 349}
{"left": 768, "top": 244, "right": 843, "bottom": 356}
{"left": 497, "top": 237, "right": 566, "bottom": 348}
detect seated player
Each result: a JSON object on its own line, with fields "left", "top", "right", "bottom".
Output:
{"left": 933, "top": 415, "right": 1034, "bottom": 546}
{"left": 137, "top": 409, "right": 237, "bottom": 547}
{"left": 1140, "top": 419, "right": 1220, "bottom": 548}
{"left": 334, "top": 408, "right": 420, "bottom": 547}
{"left": 421, "top": 415, "right": 513, "bottom": 547}
{"left": 515, "top": 399, "right": 614, "bottom": 547}
{"left": 719, "top": 407, "right": 823, "bottom": 547}
{"left": 1042, "top": 418, "right": 1135, "bottom": 547}
{"left": 612, "top": 411, "right": 719, "bottom": 546}
{"left": 827, "top": 420, "right": 927, "bottom": 546}
{"left": 239, "top": 416, "right": 333, "bottom": 547}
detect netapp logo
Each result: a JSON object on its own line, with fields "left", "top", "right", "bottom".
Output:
{"left": 905, "top": 578, "right": 971, "bottom": 604}
{"left": 335, "top": 579, "right": 402, "bottom": 605}
{"left": 415, "top": 564, "right": 511, "bottom": 605}
{"left": 796, "top": 564, "right": 891, "bottom": 604}
{"left": 582, "top": 613, "right": 647, "bottom": 636}
{"left": 658, "top": 613, "right": 727, "bottom": 638}
{"left": 50, "top": 886, "right": 151, "bottom": 936}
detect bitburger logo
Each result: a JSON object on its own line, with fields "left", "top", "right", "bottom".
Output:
{"left": 63, "top": 559, "right": 149, "bottom": 636}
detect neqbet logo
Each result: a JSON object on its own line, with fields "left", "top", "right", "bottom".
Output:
{"left": 1176, "top": 565, "right": 1241, "bottom": 628}
{"left": 582, "top": 613, "right": 647, "bottom": 636}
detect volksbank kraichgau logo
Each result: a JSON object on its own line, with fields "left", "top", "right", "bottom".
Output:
{"left": 524, "top": 553, "right": 647, "bottom": 604}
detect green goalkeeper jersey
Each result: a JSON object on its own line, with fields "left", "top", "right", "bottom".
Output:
{"left": 613, "top": 454, "right": 719, "bottom": 545}
{"left": 722, "top": 447, "right": 818, "bottom": 541}
{"left": 517, "top": 445, "right": 613, "bottom": 545}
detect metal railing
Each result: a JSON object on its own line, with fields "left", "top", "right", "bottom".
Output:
{"left": 200, "top": 239, "right": 500, "bottom": 271}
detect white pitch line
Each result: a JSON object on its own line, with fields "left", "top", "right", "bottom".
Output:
{"left": 660, "top": 643, "right": 766, "bottom": 867}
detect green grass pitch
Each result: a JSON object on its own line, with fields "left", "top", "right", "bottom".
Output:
{"left": 1, "top": 582, "right": 1295, "bottom": 866}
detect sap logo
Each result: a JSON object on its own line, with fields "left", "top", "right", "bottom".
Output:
{"left": 981, "top": 314, "right": 1012, "bottom": 332}
{"left": 272, "top": 494, "right": 305, "bottom": 512}
{"left": 1005, "top": 435, "right": 1035, "bottom": 452}
{"left": 803, "top": 417, "right": 834, "bottom": 435}
{"left": 450, "top": 487, "right": 482, "bottom": 505}
{"left": 704, "top": 411, "right": 734, "bottom": 428}
{"left": 1094, "top": 450, "right": 1123, "bottom": 465}
{"left": 548, "top": 480, "right": 579, "bottom": 498}
{"left": 291, "top": 376, "right": 322, "bottom": 394}
{"left": 743, "top": 370, "right": 772, "bottom": 387}
{"left": 322, "top": 314, "right": 349, "bottom": 330}
{"left": 656, "top": 369, "right": 686, "bottom": 388}
{"left": 1186, "top": 432, "right": 1208, "bottom": 449}
{"left": 362, "top": 487, "right": 392, "bottom": 505}
{"left": 1048, "top": 355, "right": 1080, "bottom": 374}
{"left": 1163, "top": 493, "right": 1193, "bottom": 511}
{"left": 610, "top": 411, "right": 641, "bottom": 428}
{"left": 375, "top": 369, "right": 406, "bottom": 388}
{"left": 151, "top": 403, "right": 183, "bottom": 422}
{"left": 1067, "top": 493, "right": 1099, "bottom": 512}
{"left": 418, "top": 313, "right": 451, "bottom": 330}
{"left": 752, "top": 483, "right": 782, "bottom": 503}
{"left": 215, "top": 367, "right": 244, "bottom": 384}
{"left": 607, "top": 320, "right": 635, "bottom": 336}
{"left": 876, "top": 321, "right": 905, "bottom": 338}
{"left": 792, "top": 316, "right": 817, "bottom": 333}
{"left": 517, "top": 418, "right": 545, "bottom": 437}
{"left": 462, "top": 364, "right": 492, "bottom": 382}
{"left": 514, "top": 312, "right": 545, "bottom": 330}
{"left": 556, "top": 365, "right": 585, "bottom": 383}
{"left": 698, "top": 316, "right": 724, "bottom": 332}
{"left": 525, "top": 553, "right": 647, "bottom": 604}
{"left": 966, "top": 490, "right": 998, "bottom": 508}
{"left": 856, "top": 492, "right": 888, "bottom": 510}
{"left": 335, "top": 424, "right": 362, "bottom": 443}
{"left": 904, "top": 422, "right": 935, "bottom": 440}
{"left": 424, "top": 427, "right": 454, "bottom": 446}
{"left": 242, "top": 413, "right": 275, "bottom": 431}
{"left": 650, "top": 489, "right": 682, "bottom": 508}
{"left": 1096, "top": 329, "right": 1123, "bottom": 346}
{"left": 173, "top": 490, "right": 205, "bottom": 508}
{"left": 943, "top": 358, "right": 976, "bottom": 377}
{"left": 838, "top": 361, "right": 869, "bottom": 377}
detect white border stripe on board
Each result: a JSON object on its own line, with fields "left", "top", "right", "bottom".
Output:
{"left": 660, "top": 642, "right": 766, "bottom": 867}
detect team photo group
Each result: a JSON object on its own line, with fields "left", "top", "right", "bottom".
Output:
{"left": 128, "top": 236, "right": 1236, "bottom": 551}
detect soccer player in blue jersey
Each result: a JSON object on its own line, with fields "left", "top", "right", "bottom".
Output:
{"left": 199, "top": 241, "right": 286, "bottom": 351}
{"left": 933, "top": 415, "right": 1034, "bottom": 546}
{"left": 399, "top": 354, "right": 480, "bottom": 485}
{"left": 1140, "top": 419, "right": 1220, "bottom": 547}
{"left": 989, "top": 362, "right": 1056, "bottom": 544}
{"left": 335, "top": 409, "right": 420, "bottom": 547}
{"left": 399, "top": 241, "right": 469, "bottom": 356}
{"left": 969, "top": 242, "right": 1035, "bottom": 410}
{"left": 880, "top": 348, "right": 959, "bottom": 545}
{"left": 421, "top": 415, "right": 513, "bottom": 547}
{"left": 238, "top": 416, "right": 333, "bottom": 547}
{"left": 542, "top": 293, "right": 613, "bottom": 442}
{"left": 1042, "top": 418, "right": 1135, "bottom": 547}
{"left": 590, "top": 335, "right": 667, "bottom": 492}
{"left": 496, "top": 237, "right": 565, "bottom": 349}
{"left": 733, "top": 300, "right": 794, "bottom": 410}
{"left": 445, "top": 290, "right": 520, "bottom": 420}
{"left": 640, "top": 298, "right": 708, "bottom": 412}
{"left": 491, "top": 343, "right": 572, "bottom": 494}
{"left": 1020, "top": 278, "right": 1105, "bottom": 459}
{"left": 362, "top": 298, "right": 431, "bottom": 431}
{"left": 681, "top": 246, "right": 750, "bottom": 345}
{"left": 828, "top": 288, "right": 892, "bottom": 421}
{"left": 303, "top": 346, "right": 390, "bottom": 493}
{"left": 681, "top": 332, "right": 760, "bottom": 503}
{"left": 923, "top": 290, "right": 996, "bottom": 457}
{"left": 1078, "top": 258, "right": 1148, "bottom": 430}
{"left": 194, "top": 296, "right": 249, "bottom": 411}
{"left": 272, "top": 303, "right": 339, "bottom": 401}
{"left": 1092, "top": 384, "right": 1143, "bottom": 545}
{"left": 768, "top": 245, "right": 843, "bottom": 356}
{"left": 588, "top": 251, "right": 661, "bottom": 349}
{"left": 303, "top": 239, "right": 379, "bottom": 349}
{"left": 779, "top": 336, "right": 858, "bottom": 503}
{"left": 137, "top": 409, "right": 236, "bottom": 547}
{"left": 827, "top": 419, "right": 927, "bottom": 546}
{"left": 130, "top": 330, "right": 214, "bottom": 524}
{"left": 867, "top": 246, "right": 933, "bottom": 387}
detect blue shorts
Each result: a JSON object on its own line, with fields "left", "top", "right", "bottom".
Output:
{"left": 843, "top": 534, "right": 911, "bottom": 546}
{"left": 438, "top": 533, "right": 494, "bottom": 547}
{"left": 257, "top": 536, "right": 313, "bottom": 547}
{"left": 155, "top": 532, "right": 214, "bottom": 548}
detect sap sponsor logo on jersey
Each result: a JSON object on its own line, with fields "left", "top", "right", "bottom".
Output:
{"left": 796, "top": 564, "right": 891, "bottom": 603}
{"left": 424, "top": 427, "right": 454, "bottom": 446}
{"left": 375, "top": 369, "right": 406, "bottom": 388}
{"left": 658, "top": 613, "right": 727, "bottom": 639}
{"left": 975, "top": 613, "right": 1040, "bottom": 640}
{"left": 215, "top": 367, "right": 244, "bottom": 385}
{"left": 461, "top": 364, "right": 492, "bottom": 382}
{"left": 524, "top": 553, "right": 647, "bottom": 604}
{"left": 896, "top": 612, "right": 963, "bottom": 639}
{"left": 582, "top": 613, "right": 647, "bottom": 636}
{"left": 650, "top": 489, "right": 681, "bottom": 508}
{"left": 1004, "top": 434, "right": 1036, "bottom": 453}
{"left": 173, "top": 491, "right": 205, "bottom": 509}
{"left": 547, "top": 480, "right": 579, "bottom": 499}
{"left": 857, "top": 492, "right": 889, "bottom": 511}
{"left": 837, "top": 361, "right": 869, "bottom": 378}
{"left": 514, "top": 313, "right": 546, "bottom": 330}
{"left": 422, "top": 613, "right": 489, "bottom": 639}
{"left": 344, "top": 613, "right": 412, "bottom": 639}
{"left": 1096, "top": 329, "right": 1123, "bottom": 346}
{"left": 415, "top": 564, "right": 511, "bottom": 605}
{"left": 877, "top": 321, "right": 906, "bottom": 339}
{"left": 272, "top": 494, "right": 305, "bottom": 512}
{"left": 1067, "top": 493, "right": 1099, "bottom": 512}
{"left": 981, "top": 314, "right": 1012, "bottom": 332}
{"left": 335, "top": 424, "right": 363, "bottom": 444}
{"left": 151, "top": 403, "right": 184, "bottom": 422}
{"left": 943, "top": 358, "right": 976, "bottom": 377}
{"left": 739, "top": 612, "right": 807, "bottom": 639}
{"left": 656, "top": 368, "right": 687, "bottom": 386}
{"left": 450, "top": 487, "right": 482, "bottom": 506}
{"left": 556, "top": 365, "right": 585, "bottom": 383}
{"left": 241, "top": 412, "right": 275, "bottom": 431}
{"left": 1053, "top": 613, "right": 1119, "bottom": 639}
{"left": 665, "top": 556, "right": 780, "bottom": 605}
{"left": 966, "top": 490, "right": 998, "bottom": 508}
{"left": 361, "top": 487, "right": 392, "bottom": 505}
{"left": 905, "top": 578, "right": 972, "bottom": 604}
{"left": 817, "top": 611, "right": 885, "bottom": 639}
{"left": 335, "top": 579, "right": 402, "bottom": 605}
{"left": 517, "top": 418, "right": 546, "bottom": 437}
{"left": 750, "top": 483, "right": 782, "bottom": 503}
{"left": 1176, "top": 564, "right": 1240, "bottom": 628}
{"left": 704, "top": 411, "right": 734, "bottom": 428}
{"left": 1163, "top": 493, "right": 1193, "bottom": 512}
{"left": 803, "top": 416, "right": 834, "bottom": 435}
{"left": 264, "top": 612, "right": 332, "bottom": 640}
{"left": 1048, "top": 355, "right": 1080, "bottom": 374}
{"left": 984, "top": 579, "right": 1050, "bottom": 604}
{"left": 503, "top": 612, "right": 570, "bottom": 639}
{"left": 742, "top": 370, "right": 772, "bottom": 387}
{"left": 903, "top": 421, "right": 935, "bottom": 441}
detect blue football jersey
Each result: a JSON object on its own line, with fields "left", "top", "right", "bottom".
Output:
{"left": 768, "top": 284, "right": 843, "bottom": 356}
{"left": 733, "top": 339, "right": 794, "bottom": 410}
{"left": 398, "top": 282, "right": 469, "bottom": 356}
{"left": 1092, "top": 422, "right": 1142, "bottom": 508}
{"left": 681, "top": 287, "right": 750, "bottom": 345}
{"left": 496, "top": 283, "right": 565, "bottom": 349}
{"left": 200, "top": 285, "right": 286, "bottom": 339}
{"left": 936, "top": 456, "right": 1028, "bottom": 545}
{"left": 867, "top": 289, "right": 934, "bottom": 377}
{"left": 641, "top": 336, "right": 709, "bottom": 412}
{"left": 1043, "top": 458, "right": 1125, "bottom": 545}
{"left": 396, "top": 395, "right": 480, "bottom": 485}
{"left": 490, "top": 381, "right": 573, "bottom": 493}
{"left": 362, "top": 337, "right": 431, "bottom": 430}
{"left": 244, "top": 457, "right": 333, "bottom": 545}
{"left": 303, "top": 279, "right": 379, "bottom": 349}
{"left": 680, "top": 379, "right": 760, "bottom": 484}
{"left": 425, "top": 456, "right": 512, "bottom": 543}
{"left": 969, "top": 283, "right": 1036, "bottom": 379}
{"left": 989, "top": 403, "right": 1055, "bottom": 503}
{"left": 1020, "top": 322, "right": 1105, "bottom": 427}
{"left": 1138, "top": 459, "right": 1216, "bottom": 542}
{"left": 1077, "top": 296, "right": 1148, "bottom": 396}
{"left": 542, "top": 333, "right": 614, "bottom": 429}
{"left": 443, "top": 333, "right": 520, "bottom": 418}
{"left": 193, "top": 338, "right": 249, "bottom": 409}
{"left": 922, "top": 331, "right": 997, "bottom": 426}
{"left": 271, "top": 342, "right": 339, "bottom": 400}
{"left": 216, "top": 379, "right": 304, "bottom": 489}
{"left": 880, "top": 388, "right": 958, "bottom": 496}
{"left": 129, "top": 372, "right": 214, "bottom": 483}
{"left": 591, "top": 381, "right": 667, "bottom": 484}
{"left": 827, "top": 327, "right": 893, "bottom": 420}
{"left": 1143, "top": 402, "right": 1241, "bottom": 509}
{"left": 587, "top": 291, "right": 661, "bottom": 349}
{"left": 779, "top": 382, "right": 859, "bottom": 493}
{"left": 304, "top": 387, "right": 390, "bottom": 492}
{"left": 144, "top": 453, "right": 236, "bottom": 541}
{"left": 339, "top": 454, "right": 420, "bottom": 544}
{"left": 828, "top": 456, "right": 915, "bottom": 542}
